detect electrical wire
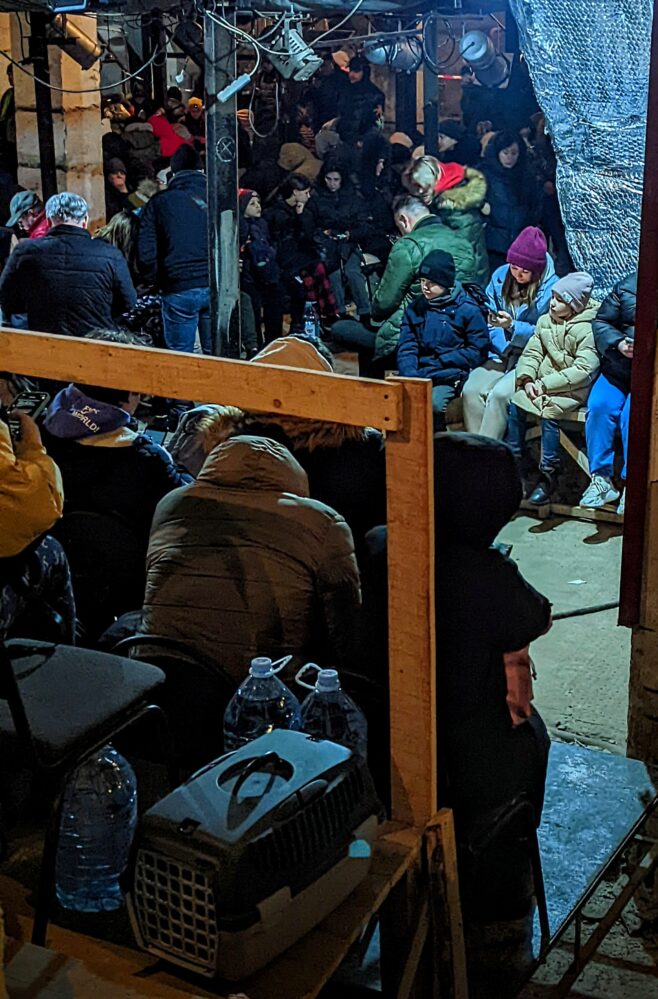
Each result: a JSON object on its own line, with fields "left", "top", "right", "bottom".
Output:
{"left": 203, "top": 4, "right": 282, "bottom": 59}
{"left": 248, "top": 77, "right": 279, "bottom": 139}
{"left": 421, "top": 13, "right": 457, "bottom": 75}
{"left": 0, "top": 42, "right": 166, "bottom": 95}
{"left": 312, "top": 0, "right": 367, "bottom": 47}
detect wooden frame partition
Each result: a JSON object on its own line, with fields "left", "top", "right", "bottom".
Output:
{"left": 0, "top": 329, "right": 437, "bottom": 829}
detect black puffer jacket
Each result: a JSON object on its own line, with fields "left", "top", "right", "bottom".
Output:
{"left": 306, "top": 183, "right": 370, "bottom": 266}
{"left": 264, "top": 198, "right": 316, "bottom": 274}
{"left": 41, "top": 428, "right": 192, "bottom": 540}
{"left": 137, "top": 169, "right": 208, "bottom": 293}
{"left": 481, "top": 149, "right": 539, "bottom": 257}
{"left": 0, "top": 225, "right": 136, "bottom": 336}
{"left": 592, "top": 272, "right": 637, "bottom": 393}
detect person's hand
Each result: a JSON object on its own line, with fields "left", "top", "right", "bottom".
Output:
{"left": 524, "top": 381, "right": 543, "bottom": 401}
{"left": 544, "top": 180, "right": 555, "bottom": 195}
{"left": 489, "top": 310, "right": 513, "bottom": 330}
{"left": 295, "top": 201, "right": 305, "bottom": 215}
{"left": 11, "top": 412, "right": 42, "bottom": 454}
{"left": 481, "top": 202, "right": 491, "bottom": 217}
{"left": 618, "top": 338, "right": 634, "bottom": 359}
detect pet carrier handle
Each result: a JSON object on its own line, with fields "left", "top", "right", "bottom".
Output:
{"left": 231, "top": 752, "right": 291, "bottom": 798}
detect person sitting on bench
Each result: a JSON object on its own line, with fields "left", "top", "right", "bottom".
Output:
{"left": 505, "top": 272, "right": 599, "bottom": 505}
{"left": 396, "top": 249, "right": 489, "bottom": 430}
{"left": 579, "top": 271, "right": 636, "bottom": 516}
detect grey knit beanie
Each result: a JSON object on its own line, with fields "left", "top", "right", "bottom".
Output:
{"left": 552, "top": 271, "right": 594, "bottom": 314}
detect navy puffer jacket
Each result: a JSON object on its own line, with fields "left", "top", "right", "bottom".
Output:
{"left": 397, "top": 285, "right": 490, "bottom": 385}
{"left": 0, "top": 225, "right": 136, "bottom": 336}
{"left": 137, "top": 169, "right": 209, "bottom": 293}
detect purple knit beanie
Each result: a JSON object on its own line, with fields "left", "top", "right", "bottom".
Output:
{"left": 506, "top": 226, "right": 548, "bottom": 278}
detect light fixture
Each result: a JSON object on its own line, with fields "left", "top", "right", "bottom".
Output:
{"left": 267, "top": 13, "right": 323, "bottom": 82}
{"left": 459, "top": 29, "right": 509, "bottom": 88}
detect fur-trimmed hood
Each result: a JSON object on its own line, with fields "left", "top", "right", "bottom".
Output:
{"left": 167, "top": 403, "right": 379, "bottom": 478}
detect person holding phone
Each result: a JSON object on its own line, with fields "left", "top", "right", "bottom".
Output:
{"left": 462, "top": 227, "right": 558, "bottom": 439}
{"left": 0, "top": 374, "right": 74, "bottom": 642}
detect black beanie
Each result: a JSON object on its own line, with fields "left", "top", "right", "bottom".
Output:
{"left": 419, "top": 250, "right": 456, "bottom": 289}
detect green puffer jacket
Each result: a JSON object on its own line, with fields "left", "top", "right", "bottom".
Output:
{"left": 431, "top": 167, "right": 490, "bottom": 288}
{"left": 371, "top": 215, "right": 477, "bottom": 359}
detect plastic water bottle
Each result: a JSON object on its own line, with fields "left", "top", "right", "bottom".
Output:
{"left": 223, "top": 656, "right": 302, "bottom": 751}
{"left": 55, "top": 746, "right": 138, "bottom": 912}
{"left": 303, "top": 302, "right": 320, "bottom": 340}
{"left": 297, "top": 664, "right": 368, "bottom": 760}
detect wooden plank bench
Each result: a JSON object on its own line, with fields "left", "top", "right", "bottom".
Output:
{"left": 523, "top": 409, "right": 624, "bottom": 525}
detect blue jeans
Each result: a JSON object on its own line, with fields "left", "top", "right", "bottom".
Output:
{"left": 585, "top": 374, "right": 630, "bottom": 480}
{"left": 161, "top": 287, "right": 213, "bottom": 354}
{"left": 506, "top": 404, "right": 561, "bottom": 473}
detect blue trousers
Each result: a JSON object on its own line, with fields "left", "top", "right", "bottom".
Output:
{"left": 161, "top": 287, "right": 213, "bottom": 355}
{"left": 506, "top": 404, "right": 561, "bottom": 473}
{"left": 585, "top": 374, "right": 630, "bottom": 480}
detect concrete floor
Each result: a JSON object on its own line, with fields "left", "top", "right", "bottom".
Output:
{"left": 500, "top": 513, "right": 629, "bottom": 753}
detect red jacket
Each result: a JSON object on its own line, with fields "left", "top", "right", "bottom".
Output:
{"left": 148, "top": 114, "right": 192, "bottom": 158}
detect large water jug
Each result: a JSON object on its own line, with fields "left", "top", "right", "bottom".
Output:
{"left": 223, "top": 656, "right": 302, "bottom": 751}
{"left": 297, "top": 664, "right": 368, "bottom": 760}
{"left": 55, "top": 745, "right": 137, "bottom": 912}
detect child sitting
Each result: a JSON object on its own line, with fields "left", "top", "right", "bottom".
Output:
{"left": 506, "top": 271, "right": 600, "bottom": 504}
{"left": 396, "top": 249, "right": 489, "bottom": 429}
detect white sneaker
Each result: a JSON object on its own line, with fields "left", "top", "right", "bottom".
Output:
{"left": 617, "top": 489, "right": 625, "bottom": 516}
{"left": 579, "top": 475, "right": 620, "bottom": 509}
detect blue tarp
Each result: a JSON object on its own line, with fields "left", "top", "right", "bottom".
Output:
{"left": 509, "top": 0, "right": 652, "bottom": 297}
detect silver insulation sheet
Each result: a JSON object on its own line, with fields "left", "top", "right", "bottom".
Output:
{"left": 509, "top": 0, "right": 652, "bottom": 296}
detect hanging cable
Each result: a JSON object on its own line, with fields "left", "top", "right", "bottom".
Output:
{"left": 312, "top": 0, "right": 367, "bottom": 47}
{"left": 0, "top": 43, "right": 166, "bottom": 95}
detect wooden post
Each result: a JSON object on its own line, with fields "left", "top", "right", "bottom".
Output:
{"left": 29, "top": 13, "right": 57, "bottom": 201}
{"left": 624, "top": 0, "right": 658, "bottom": 768}
{"left": 386, "top": 377, "right": 437, "bottom": 828}
{"left": 422, "top": 18, "right": 439, "bottom": 158}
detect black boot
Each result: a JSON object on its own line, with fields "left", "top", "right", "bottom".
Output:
{"left": 528, "top": 471, "right": 554, "bottom": 506}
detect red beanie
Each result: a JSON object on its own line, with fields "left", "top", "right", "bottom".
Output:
{"left": 434, "top": 162, "right": 466, "bottom": 195}
{"left": 506, "top": 226, "right": 548, "bottom": 277}
{"left": 238, "top": 188, "right": 257, "bottom": 214}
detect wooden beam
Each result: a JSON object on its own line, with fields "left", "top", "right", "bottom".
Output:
{"left": 386, "top": 377, "right": 436, "bottom": 827}
{"left": 0, "top": 329, "right": 402, "bottom": 431}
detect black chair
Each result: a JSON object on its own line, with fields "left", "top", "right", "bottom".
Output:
{"left": 51, "top": 511, "right": 147, "bottom": 641}
{"left": 0, "top": 639, "right": 178, "bottom": 946}
{"left": 464, "top": 795, "right": 550, "bottom": 944}
{"left": 111, "top": 635, "right": 238, "bottom": 771}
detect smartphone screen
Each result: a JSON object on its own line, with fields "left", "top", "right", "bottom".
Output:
{"left": 8, "top": 391, "right": 50, "bottom": 442}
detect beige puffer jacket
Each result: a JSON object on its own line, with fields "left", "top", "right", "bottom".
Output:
{"left": 141, "top": 435, "right": 361, "bottom": 682}
{"left": 511, "top": 302, "right": 601, "bottom": 419}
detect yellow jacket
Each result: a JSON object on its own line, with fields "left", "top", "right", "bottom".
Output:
{"left": 0, "top": 419, "right": 64, "bottom": 558}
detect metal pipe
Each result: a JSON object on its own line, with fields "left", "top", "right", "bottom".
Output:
{"left": 29, "top": 13, "right": 57, "bottom": 202}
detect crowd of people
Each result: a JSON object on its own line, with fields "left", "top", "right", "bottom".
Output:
{"left": 0, "top": 56, "right": 638, "bottom": 920}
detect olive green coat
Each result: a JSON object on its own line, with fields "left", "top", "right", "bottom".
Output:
{"left": 371, "top": 215, "right": 477, "bottom": 359}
